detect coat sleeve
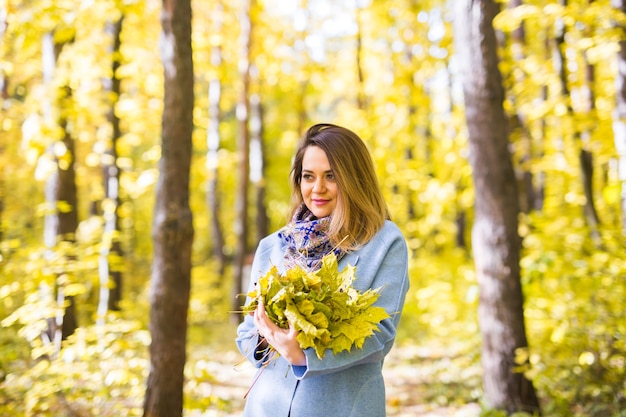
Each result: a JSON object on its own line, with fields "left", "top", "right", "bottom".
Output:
{"left": 235, "top": 237, "right": 276, "bottom": 368}
{"left": 291, "top": 223, "right": 410, "bottom": 380}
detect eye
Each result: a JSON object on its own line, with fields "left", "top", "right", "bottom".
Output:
{"left": 302, "top": 173, "right": 314, "bottom": 181}
{"left": 326, "top": 172, "right": 335, "bottom": 181}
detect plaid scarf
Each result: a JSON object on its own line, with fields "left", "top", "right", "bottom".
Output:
{"left": 278, "top": 205, "right": 345, "bottom": 271}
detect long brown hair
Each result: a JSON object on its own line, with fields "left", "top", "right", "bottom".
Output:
{"left": 288, "top": 123, "right": 390, "bottom": 250}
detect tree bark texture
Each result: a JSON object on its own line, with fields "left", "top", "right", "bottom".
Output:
{"left": 143, "top": 0, "right": 194, "bottom": 416}
{"left": 453, "top": 0, "right": 540, "bottom": 413}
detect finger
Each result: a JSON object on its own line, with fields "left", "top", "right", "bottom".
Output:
{"left": 254, "top": 321, "right": 265, "bottom": 341}
{"left": 256, "top": 301, "right": 269, "bottom": 321}
{"left": 287, "top": 325, "right": 299, "bottom": 337}
{"left": 254, "top": 307, "right": 263, "bottom": 326}
{"left": 254, "top": 305, "right": 269, "bottom": 332}
{"left": 253, "top": 306, "right": 262, "bottom": 327}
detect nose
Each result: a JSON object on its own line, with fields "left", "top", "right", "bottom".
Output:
{"left": 312, "top": 178, "right": 326, "bottom": 193}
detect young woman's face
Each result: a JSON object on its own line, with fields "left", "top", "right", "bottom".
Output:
{"left": 300, "top": 146, "right": 338, "bottom": 218}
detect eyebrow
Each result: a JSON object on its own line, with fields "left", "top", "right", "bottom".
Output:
{"left": 302, "top": 169, "right": 333, "bottom": 174}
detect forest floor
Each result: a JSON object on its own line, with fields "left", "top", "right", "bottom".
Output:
{"left": 187, "top": 331, "right": 483, "bottom": 417}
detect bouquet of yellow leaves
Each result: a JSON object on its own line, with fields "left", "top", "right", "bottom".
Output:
{"left": 242, "top": 253, "right": 389, "bottom": 360}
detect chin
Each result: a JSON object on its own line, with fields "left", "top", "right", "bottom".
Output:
{"left": 311, "top": 209, "right": 332, "bottom": 218}
{"left": 305, "top": 202, "right": 334, "bottom": 219}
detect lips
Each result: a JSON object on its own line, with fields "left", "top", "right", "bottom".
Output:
{"left": 312, "top": 199, "right": 329, "bottom": 205}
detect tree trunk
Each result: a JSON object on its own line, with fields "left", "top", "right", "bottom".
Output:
{"left": 98, "top": 16, "right": 125, "bottom": 325}
{"left": 554, "top": 0, "right": 601, "bottom": 238}
{"left": 355, "top": 6, "right": 366, "bottom": 110}
{"left": 453, "top": 0, "right": 540, "bottom": 413}
{"left": 580, "top": 0, "right": 601, "bottom": 241}
{"left": 0, "top": 5, "right": 5, "bottom": 247}
{"left": 250, "top": 94, "right": 268, "bottom": 243}
{"left": 41, "top": 32, "right": 79, "bottom": 346}
{"left": 56, "top": 109, "right": 79, "bottom": 340}
{"left": 45, "top": 108, "right": 79, "bottom": 343}
{"left": 612, "top": 0, "right": 626, "bottom": 237}
{"left": 232, "top": 0, "right": 253, "bottom": 323}
{"left": 295, "top": 3, "right": 310, "bottom": 135}
{"left": 143, "top": 0, "right": 194, "bottom": 415}
{"left": 506, "top": 0, "right": 541, "bottom": 215}
{"left": 206, "top": 0, "right": 226, "bottom": 278}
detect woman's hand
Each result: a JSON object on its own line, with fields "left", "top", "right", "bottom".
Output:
{"left": 254, "top": 301, "right": 307, "bottom": 366}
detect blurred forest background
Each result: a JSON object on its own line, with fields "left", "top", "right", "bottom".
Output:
{"left": 1, "top": 0, "right": 625, "bottom": 416}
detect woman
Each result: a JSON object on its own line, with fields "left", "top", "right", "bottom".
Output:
{"left": 236, "top": 123, "right": 409, "bottom": 417}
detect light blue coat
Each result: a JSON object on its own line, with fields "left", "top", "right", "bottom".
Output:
{"left": 235, "top": 221, "right": 410, "bottom": 417}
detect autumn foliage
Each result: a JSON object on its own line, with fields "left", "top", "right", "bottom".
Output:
{"left": 0, "top": 0, "right": 625, "bottom": 416}
{"left": 242, "top": 253, "right": 389, "bottom": 360}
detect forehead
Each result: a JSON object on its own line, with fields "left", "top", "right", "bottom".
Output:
{"left": 302, "top": 146, "right": 331, "bottom": 170}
